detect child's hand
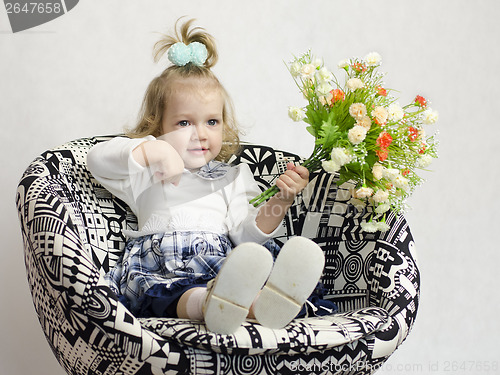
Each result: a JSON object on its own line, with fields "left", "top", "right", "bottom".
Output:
{"left": 256, "top": 163, "right": 309, "bottom": 234}
{"left": 133, "top": 140, "right": 184, "bottom": 185}
{"left": 275, "top": 163, "right": 309, "bottom": 203}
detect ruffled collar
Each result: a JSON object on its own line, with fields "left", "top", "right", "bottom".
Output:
{"left": 191, "top": 160, "right": 231, "bottom": 180}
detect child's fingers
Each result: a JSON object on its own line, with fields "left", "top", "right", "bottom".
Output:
{"left": 293, "top": 165, "right": 309, "bottom": 179}
{"left": 170, "top": 173, "right": 182, "bottom": 186}
{"left": 275, "top": 164, "right": 310, "bottom": 202}
{"left": 278, "top": 173, "right": 295, "bottom": 188}
{"left": 275, "top": 178, "right": 294, "bottom": 200}
{"left": 153, "top": 170, "right": 182, "bottom": 185}
{"left": 282, "top": 169, "right": 307, "bottom": 186}
{"left": 285, "top": 163, "right": 309, "bottom": 180}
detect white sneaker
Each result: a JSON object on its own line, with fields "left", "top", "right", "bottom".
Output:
{"left": 203, "top": 242, "right": 273, "bottom": 334}
{"left": 252, "top": 237, "right": 325, "bottom": 329}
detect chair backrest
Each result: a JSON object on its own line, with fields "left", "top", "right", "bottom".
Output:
{"left": 17, "top": 135, "right": 396, "bottom": 314}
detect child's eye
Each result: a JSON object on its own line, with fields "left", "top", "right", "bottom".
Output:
{"left": 178, "top": 120, "right": 190, "bottom": 127}
{"left": 208, "top": 119, "right": 219, "bottom": 126}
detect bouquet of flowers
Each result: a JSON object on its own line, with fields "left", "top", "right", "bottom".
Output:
{"left": 250, "top": 51, "right": 439, "bottom": 232}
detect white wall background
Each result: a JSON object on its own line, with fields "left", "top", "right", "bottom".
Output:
{"left": 1, "top": 1, "right": 499, "bottom": 374}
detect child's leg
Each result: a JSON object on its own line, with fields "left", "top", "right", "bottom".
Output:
{"left": 252, "top": 236, "right": 325, "bottom": 329}
{"left": 176, "top": 287, "right": 207, "bottom": 320}
{"left": 177, "top": 288, "right": 260, "bottom": 320}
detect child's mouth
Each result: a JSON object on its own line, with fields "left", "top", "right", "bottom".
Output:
{"left": 189, "top": 148, "right": 208, "bottom": 155}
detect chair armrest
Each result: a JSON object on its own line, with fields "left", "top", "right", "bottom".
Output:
{"left": 16, "top": 151, "right": 188, "bottom": 370}
{"left": 367, "top": 212, "right": 420, "bottom": 357}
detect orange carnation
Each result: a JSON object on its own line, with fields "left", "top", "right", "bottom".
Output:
{"left": 414, "top": 95, "right": 427, "bottom": 108}
{"left": 352, "top": 62, "right": 367, "bottom": 73}
{"left": 376, "top": 131, "right": 393, "bottom": 148}
{"left": 408, "top": 126, "right": 419, "bottom": 141}
{"left": 330, "top": 89, "right": 345, "bottom": 104}
{"left": 376, "top": 148, "right": 389, "bottom": 161}
{"left": 376, "top": 86, "right": 387, "bottom": 96}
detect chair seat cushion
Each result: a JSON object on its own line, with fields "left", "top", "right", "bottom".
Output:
{"left": 138, "top": 306, "right": 389, "bottom": 356}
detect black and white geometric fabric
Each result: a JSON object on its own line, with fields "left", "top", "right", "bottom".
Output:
{"left": 16, "top": 135, "right": 420, "bottom": 375}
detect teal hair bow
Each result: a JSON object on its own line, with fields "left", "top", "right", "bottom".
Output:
{"left": 167, "top": 42, "right": 208, "bottom": 67}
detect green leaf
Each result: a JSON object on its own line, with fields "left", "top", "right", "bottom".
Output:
{"left": 365, "top": 151, "right": 378, "bottom": 167}
{"left": 316, "top": 118, "right": 340, "bottom": 149}
{"left": 306, "top": 126, "right": 316, "bottom": 137}
{"left": 306, "top": 104, "right": 327, "bottom": 128}
{"left": 336, "top": 169, "right": 358, "bottom": 186}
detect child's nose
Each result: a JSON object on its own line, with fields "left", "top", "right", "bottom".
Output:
{"left": 192, "top": 124, "right": 208, "bottom": 140}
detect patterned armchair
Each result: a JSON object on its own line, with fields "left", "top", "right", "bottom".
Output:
{"left": 16, "top": 135, "right": 419, "bottom": 374}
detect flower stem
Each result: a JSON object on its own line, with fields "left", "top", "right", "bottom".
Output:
{"left": 250, "top": 147, "right": 327, "bottom": 207}
{"left": 249, "top": 185, "right": 280, "bottom": 206}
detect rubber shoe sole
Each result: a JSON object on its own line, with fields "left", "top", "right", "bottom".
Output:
{"left": 253, "top": 237, "right": 325, "bottom": 329}
{"left": 204, "top": 242, "right": 273, "bottom": 334}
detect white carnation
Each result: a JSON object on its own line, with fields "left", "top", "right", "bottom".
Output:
{"left": 322, "top": 160, "right": 341, "bottom": 173}
{"left": 338, "top": 59, "right": 350, "bottom": 69}
{"left": 383, "top": 168, "right": 400, "bottom": 181}
{"left": 388, "top": 103, "right": 404, "bottom": 122}
{"left": 300, "top": 64, "right": 316, "bottom": 78}
{"left": 348, "top": 125, "right": 367, "bottom": 144}
{"left": 422, "top": 109, "right": 439, "bottom": 124}
{"left": 393, "top": 175, "right": 409, "bottom": 191}
{"left": 417, "top": 154, "right": 433, "bottom": 168}
{"left": 372, "top": 163, "right": 384, "bottom": 181}
{"left": 361, "top": 221, "right": 378, "bottom": 233}
{"left": 375, "top": 221, "right": 390, "bottom": 232}
{"left": 372, "top": 189, "right": 389, "bottom": 203}
{"left": 349, "top": 103, "right": 368, "bottom": 120}
{"left": 312, "top": 58, "right": 323, "bottom": 68}
{"left": 330, "top": 147, "right": 352, "bottom": 166}
{"left": 316, "top": 82, "right": 333, "bottom": 96}
{"left": 375, "top": 203, "right": 391, "bottom": 214}
{"left": 364, "top": 52, "right": 382, "bottom": 66}
{"left": 290, "top": 61, "right": 302, "bottom": 77}
{"left": 346, "top": 78, "right": 365, "bottom": 90}
{"left": 372, "top": 106, "right": 389, "bottom": 125}
{"left": 355, "top": 187, "right": 374, "bottom": 199}
{"left": 317, "top": 67, "right": 333, "bottom": 82}
{"left": 288, "top": 106, "right": 305, "bottom": 122}
{"left": 349, "top": 198, "right": 366, "bottom": 211}
{"left": 356, "top": 116, "right": 372, "bottom": 130}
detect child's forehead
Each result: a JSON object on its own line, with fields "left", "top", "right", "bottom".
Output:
{"left": 169, "top": 77, "right": 221, "bottom": 97}
{"left": 166, "top": 77, "right": 224, "bottom": 107}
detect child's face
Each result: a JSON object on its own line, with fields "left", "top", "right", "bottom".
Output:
{"left": 160, "top": 81, "right": 224, "bottom": 170}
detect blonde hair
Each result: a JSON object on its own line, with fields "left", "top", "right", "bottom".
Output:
{"left": 128, "top": 18, "right": 240, "bottom": 162}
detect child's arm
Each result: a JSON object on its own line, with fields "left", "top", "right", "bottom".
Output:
{"left": 132, "top": 139, "right": 185, "bottom": 185}
{"left": 255, "top": 163, "right": 309, "bottom": 234}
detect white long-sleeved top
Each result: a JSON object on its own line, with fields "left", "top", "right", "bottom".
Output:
{"left": 87, "top": 136, "right": 277, "bottom": 245}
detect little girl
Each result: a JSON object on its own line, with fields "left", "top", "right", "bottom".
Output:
{"left": 88, "top": 19, "right": 332, "bottom": 334}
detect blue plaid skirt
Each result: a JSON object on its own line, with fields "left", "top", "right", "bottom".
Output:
{"left": 106, "top": 231, "right": 337, "bottom": 318}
